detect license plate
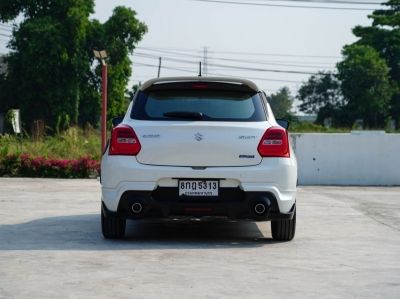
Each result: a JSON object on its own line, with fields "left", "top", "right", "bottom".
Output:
{"left": 178, "top": 180, "right": 219, "bottom": 197}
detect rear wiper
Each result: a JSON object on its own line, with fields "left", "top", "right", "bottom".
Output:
{"left": 163, "top": 111, "right": 203, "bottom": 120}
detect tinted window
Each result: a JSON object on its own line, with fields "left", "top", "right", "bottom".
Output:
{"left": 131, "top": 90, "right": 266, "bottom": 121}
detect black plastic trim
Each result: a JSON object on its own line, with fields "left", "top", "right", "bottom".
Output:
{"left": 110, "top": 187, "right": 294, "bottom": 222}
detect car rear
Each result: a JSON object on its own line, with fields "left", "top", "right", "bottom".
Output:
{"left": 101, "top": 77, "right": 297, "bottom": 240}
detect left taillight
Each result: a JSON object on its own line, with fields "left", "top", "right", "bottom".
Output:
{"left": 109, "top": 124, "right": 141, "bottom": 156}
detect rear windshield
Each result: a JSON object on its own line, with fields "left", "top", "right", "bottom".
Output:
{"left": 131, "top": 89, "right": 266, "bottom": 121}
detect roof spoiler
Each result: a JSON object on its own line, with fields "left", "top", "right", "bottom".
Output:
{"left": 140, "top": 76, "right": 259, "bottom": 93}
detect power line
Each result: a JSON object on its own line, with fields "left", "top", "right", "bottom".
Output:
{"left": 137, "top": 46, "right": 341, "bottom": 59}
{"left": 134, "top": 49, "right": 336, "bottom": 69}
{"left": 211, "top": 50, "right": 340, "bottom": 59}
{"left": 137, "top": 46, "right": 201, "bottom": 54}
{"left": 207, "top": 71, "right": 303, "bottom": 83}
{"left": 132, "top": 52, "right": 319, "bottom": 75}
{"left": 137, "top": 47, "right": 202, "bottom": 58}
{"left": 189, "top": 0, "right": 380, "bottom": 10}
{"left": 132, "top": 62, "right": 304, "bottom": 83}
{"left": 232, "top": 0, "right": 383, "bottom": 4}
{"left": 207, "top": 55, "right": 335, "bottom": 69}
{"left": 136, "top": 48, "right": 336, "bottom": 67}
{"left": 134, "top": 62, "right": 199, "bottom": 74}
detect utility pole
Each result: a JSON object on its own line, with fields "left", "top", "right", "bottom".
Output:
{"left": 203, "top": 46, "right": 208, "bottom": 76}
{"left": 157, "top": 57, "right": 162, "bottom": 78}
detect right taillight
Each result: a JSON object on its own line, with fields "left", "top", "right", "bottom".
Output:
{"left": 109, "top": 124, "right": 141, "bottom": 156}
{"left": 257, "top": 126, "right": 290, "bottom": 157}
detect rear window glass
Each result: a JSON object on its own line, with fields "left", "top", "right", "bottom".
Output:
{"left": 131, "top": 89, "right": 266, "bottom": 121}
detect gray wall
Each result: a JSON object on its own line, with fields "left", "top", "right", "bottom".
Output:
{"left": 291, "top": 131, "right": 400, "bottom": 185}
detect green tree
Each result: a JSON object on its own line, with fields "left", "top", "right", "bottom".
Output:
{"left": 80, "top": 7, "right": 147, "bottom": 125}
{"left": 0, "top": 1, "right": 146, "bottom": 130}
{"left": 267, "top": 87, "right": 293, "bottom": 119}
{"left": 352, "top": 0, "right": 400, "bottom": 126}
{"left": 297, "top": 72, "right": 345, "bottom": 125}
{"left": 337, "top": 45, "right": 394, "bottom": 128}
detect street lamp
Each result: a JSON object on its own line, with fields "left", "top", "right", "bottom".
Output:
{"left": 93, "top": 49, "right": 108, "bottom": 154}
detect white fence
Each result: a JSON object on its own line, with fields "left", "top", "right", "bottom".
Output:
{"left": 290, "top": 131, "right": 400, "bottom": 185}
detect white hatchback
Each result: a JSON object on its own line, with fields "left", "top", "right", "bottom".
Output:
{"left": 101, "top": 77, "right": 297, "bottom": 240}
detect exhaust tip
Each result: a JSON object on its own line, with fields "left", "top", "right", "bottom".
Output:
{"left": 131, "top": 202, "right": 143, "bottom": 214}
{"left": 254, "top": 203, "right": 266, "bottom": 215}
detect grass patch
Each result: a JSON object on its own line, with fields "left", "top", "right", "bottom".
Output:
{"left": 0, "top": 127, "right": 101, "bottom": 160}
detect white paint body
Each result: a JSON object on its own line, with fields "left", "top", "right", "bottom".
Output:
{"left": 291, "top": 131, "right": 400, "bottom": 185}
{"left": 101, "top": 101, "right": 298, "bottom": 214}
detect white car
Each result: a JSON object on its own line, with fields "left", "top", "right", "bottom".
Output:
{"left": 101, "top": 77, "right": 297, "bottom": 241}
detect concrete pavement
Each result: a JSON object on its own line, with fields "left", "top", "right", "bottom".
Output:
{"left": 0, "top": 178, "right": 399, "bottom": 298}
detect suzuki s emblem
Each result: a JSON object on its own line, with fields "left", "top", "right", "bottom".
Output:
{"left": 194, "top": 132, "right": 203, "bottom": 141}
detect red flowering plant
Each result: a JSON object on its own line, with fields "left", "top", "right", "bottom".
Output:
{"left": 0, "top": 153, "right": 100, "bottom": 178}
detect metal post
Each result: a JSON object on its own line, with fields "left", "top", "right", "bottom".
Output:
{"left": 199, "top": 61, "right": 202, "bottom": 77}
{"left": 101, "top": 63, "right": 108, "bottom": 153}
{"left": 157, "top": 57, "right": 162, "bottom": 78}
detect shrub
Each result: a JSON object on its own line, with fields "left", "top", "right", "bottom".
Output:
{"left": 0, "top": 154, "right": 21, "bottom": 176}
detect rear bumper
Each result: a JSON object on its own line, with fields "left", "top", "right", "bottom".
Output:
{"left": 102, "top": 189, "right": 296, "bottom": 221}
{"left": 101, "top": 155, "right": 297, "bottom": 216}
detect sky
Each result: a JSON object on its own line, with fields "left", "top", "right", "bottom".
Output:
{"left": 0, "top": 0, "right": 381, "bottom": 112}
{"left": 95, "top": 0, "right": 378, "bottom": 112}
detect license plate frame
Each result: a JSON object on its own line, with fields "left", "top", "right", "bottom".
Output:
{"left": 178, "top": 179, "right": 219, "bottom": 197}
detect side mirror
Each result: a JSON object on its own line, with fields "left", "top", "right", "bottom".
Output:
{"left": 276, "top": 119, "right": 289, "bottom": 130}
{"left": 111, "top": 116, "right": 124, "bottom": 127}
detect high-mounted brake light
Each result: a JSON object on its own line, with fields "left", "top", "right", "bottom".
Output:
{"left": 257, "top": 127, "right": 290, "bottom": 157}
{"left": 109, "top": 124, "right": 141, "bottom": 156}
{"left": 191, "top": 83, "right": 209, "bottom": 89}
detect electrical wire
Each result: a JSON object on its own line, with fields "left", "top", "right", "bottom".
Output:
{"left": 134, "top": 62, "right": 199, "bottom": 73}
{"left": 132, "top": 52, "right": 319, "bottom": 75}
{"left": 135, "top": 47, "right": 337, "bottom": 67}
{"left": 206, "top": 71, "right": 304, "bottom": 83}
{"left": 135, "top": 48, "right": 337, "bottom": 68}
{"left": 189, "top": 0, "right": 380, "bottom": 10}
{"left": 137, "top": 46, "right": 341, "bottom": 59}
{"left": 133, "top": 50, "right": 335, "bottom": 71}
{"left": 133, "top": 61, "right": 305, "bottom": 83}
{"left": 230, "top": 0, "right": 382, "bottom": 5}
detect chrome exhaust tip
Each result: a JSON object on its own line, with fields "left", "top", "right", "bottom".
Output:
{"left": 254, "top": 203, "right": 266, "bottom": 215}
{"left": 131, "top": 202, "right": 143, "bottom": 214}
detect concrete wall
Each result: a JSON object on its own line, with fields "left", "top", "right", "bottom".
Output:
{"left": 290, "top": 131, "right": 400, "bottom": 185}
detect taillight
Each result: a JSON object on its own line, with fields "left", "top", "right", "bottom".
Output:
{"left": 257, "top": 127, "right": 290, "bottom": 157}
{"left": 109, "top": 124, "right": 141, "bottom": 156}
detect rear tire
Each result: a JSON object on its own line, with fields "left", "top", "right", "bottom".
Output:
{"left": 101, "top": 204, "right": 126, "bottom": 239}
{"left": 271, "top": 205, "right": 296, "bottom": 241}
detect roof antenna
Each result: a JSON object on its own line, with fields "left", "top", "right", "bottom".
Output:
{"left": 198, "top": 61, "right": 202, "bottom": 77}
